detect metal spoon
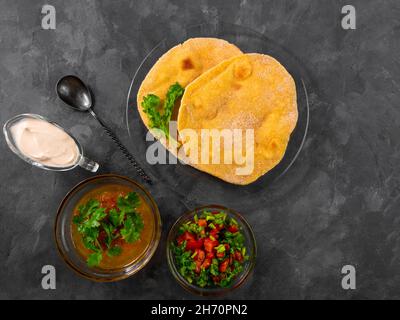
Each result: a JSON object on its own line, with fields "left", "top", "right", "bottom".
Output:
{"left": 56, "top": 75, "right": 152, "bottom": 184}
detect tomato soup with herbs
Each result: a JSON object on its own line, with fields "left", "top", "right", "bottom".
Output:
{"left": 71, "top": 184, "right": 154, "bottom": 269}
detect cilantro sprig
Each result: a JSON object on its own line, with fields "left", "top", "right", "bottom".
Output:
{"left": 141, "top": 82, "right": 184, "bottom": 138}
{"left": 121, "top": 212, "right": 144, "bottom": 243}
{"left": 73, "top": 192, "right": 144, "bottom": 267}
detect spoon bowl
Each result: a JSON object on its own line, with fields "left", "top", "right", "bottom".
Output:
{"left": 56, "top": 75, "right": 92, "bottom": 111}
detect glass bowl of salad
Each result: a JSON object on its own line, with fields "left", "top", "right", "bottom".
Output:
{"left": 55, "top": 174, "right": 161, "bottom": 282}
{"left": 167, "top": 205, "right": 256, "bottom": 296}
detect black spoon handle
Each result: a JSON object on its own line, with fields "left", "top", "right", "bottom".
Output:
{"left": 89, "top": 109, "right": 152, "bottom": 184}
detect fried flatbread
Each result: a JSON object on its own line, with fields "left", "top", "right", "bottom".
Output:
{"left": 177, "top": 53, "right": 298, "bottom": 185}
{"left": 137, "top": 38, "right": 243, "bottom": 134}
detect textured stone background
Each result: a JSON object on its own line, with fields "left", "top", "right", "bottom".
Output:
{"left": 1, "top": 0, "right": 400, "bottom": 299}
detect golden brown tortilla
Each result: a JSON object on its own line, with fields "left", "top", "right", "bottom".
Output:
{"left": 177, "top": 53, "right": 298, "bottom": 185}
{"left": 137, "top": 38, "right": 243, "bottom": 134}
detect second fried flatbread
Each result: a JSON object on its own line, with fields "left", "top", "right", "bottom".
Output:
{"left": 177, "top": 53, "right": 298, "bottom": 185}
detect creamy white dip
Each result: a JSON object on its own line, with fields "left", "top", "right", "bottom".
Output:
{"left": 10, "top": 118, "right": 79, "bottom": 167}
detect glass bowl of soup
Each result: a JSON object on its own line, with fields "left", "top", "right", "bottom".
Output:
{"left": 55, "top": 174, "right": 161, "bottom": 282}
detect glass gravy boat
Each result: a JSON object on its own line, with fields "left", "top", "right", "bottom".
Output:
{"left": 3, "top": 113, "right": 99, "bottom": 172}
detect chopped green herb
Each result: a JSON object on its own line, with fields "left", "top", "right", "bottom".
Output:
{"left": 141, "top": 82, "right": 184, "bottom": 138}
{"left": 120, "top": 212, "right": 144, "bottom": 243}
{"left": 102, "top": 223, "right": 114, "bottom": 248}
{"left": 73, "top": 191, "right": 143, "bottom": 267}
{"left": 141, "top": 94, "right": 162, "bottom": 129}
{"left": 109, "top": 208, "right": 123, "bottom": 227}
{"left": 215, "top": 244, "right": 226, "bottom": 253}
{"left": 87, "top": 252, "right": 102, "bottom": 267}
{"left": 107, "top": 246, "right": 122, "bottom": 257}
{"left": 210, "top": 258, "right": 219, "bottom": 276}
{"left": 117, "top": 192, "right": 140, "bottom": 214}
{"left": 224, "top": 231, "right": 245, "bottom": 250}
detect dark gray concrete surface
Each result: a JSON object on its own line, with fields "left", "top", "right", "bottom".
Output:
{"left": 1, "top": 0, "right": 400, "bottom": 299}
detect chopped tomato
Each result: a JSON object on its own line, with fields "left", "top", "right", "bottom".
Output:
{"left": 198, "top": 219, "right": 207, "bottom": 227}
{"left": 186, "top": 238, "right": 203, "bottom": 251}
{"left": 204, "top": 238, "right": 219, "bottom": 252}
{"left": 224, "top": 244, "right": 230, "bottom": 251}
{"left": 206, "top": 251, "right": 215, "bottom": 259}
{"left": 195, "top": 249, "right": 205, "bottom": 263}
{"left": 100, "top": 192, "right": 117, "bottom": 210}
{"left": 201, "top": 258, "right": 211, "bottom": 269}
{"left": 183, "top": 231, "right": 196, "bottom": 241}
{"left": 219, "top": 259, "right": 229, "bottom": 273}
{"left": 216, "top": 251, "right": 225, "bottom": 259}
{"left": 234, "top": 251, "right": 243, "bottom": 262}
{"left": 177, "top": 231, "right": 196, "bottom": 245}
{"left": 209, "top": 228, "right": 219, "bottom": 239}
{"left": 216, "top": 224, "right": 224, "bottom": 231}
{"left": 195, "top": 260, "right": 202, "bottom": 274}
{"left": 227, "top": 225, "right": 239, "bottom": 233}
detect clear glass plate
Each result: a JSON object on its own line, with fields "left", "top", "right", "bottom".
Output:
{"left": 126, "top": 22, "right": 310, "bottom": 202}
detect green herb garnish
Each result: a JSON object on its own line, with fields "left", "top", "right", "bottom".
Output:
{"left": 107, "top": 246, "right": 122, "bottom": 257}
{"left": 87, "top": 252, "right": 103, "bottom": 267}
{"left": 120, "top": 212, "right": 144, "bottom": 243}
{"left": 141, "top": 82, "right": 184, "bottom": 138}
{"left": 73, "top": 192, "right": 144, "bottom": 267}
